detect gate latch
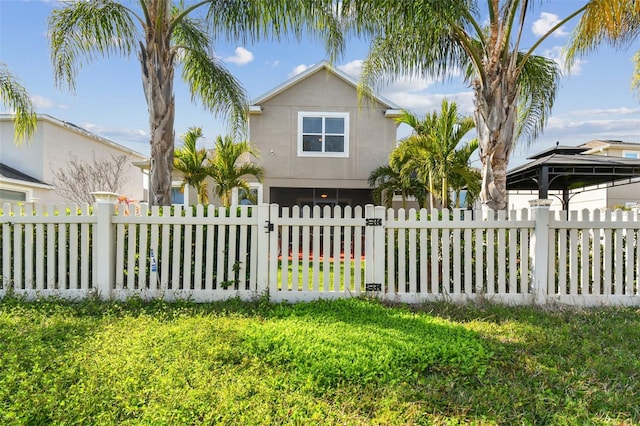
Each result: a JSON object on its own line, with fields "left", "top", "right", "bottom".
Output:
{"left": 365, "top": 218, "right": 383, "bottom": 226}
{"left": 264, "top": 221, "right": 274, "bottom": 232}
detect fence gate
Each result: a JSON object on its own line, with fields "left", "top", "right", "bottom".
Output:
{"left": 264, "top": 204, "right": 386, "bottom": 303}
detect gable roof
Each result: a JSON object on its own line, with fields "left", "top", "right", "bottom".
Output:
{"left": 0, "top": 163, "right": 53, "bottom": 188}
{"left": 250, "top": 60, "right": 402, "bottom": 113}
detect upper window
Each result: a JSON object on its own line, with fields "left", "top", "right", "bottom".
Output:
{"left": 297, "top": 112, "right": 349, "bottom": 157}
{"left": 623, "top": 151, "right": 639, "bottom": 159}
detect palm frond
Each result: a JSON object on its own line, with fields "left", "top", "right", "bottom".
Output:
{"left": 633, "top": 50, "right": 640, "bottom": 96}
{"left": 180, "top": 49, "right": 248, "bottom": 136}
{"left": 0, "top": 63, "right": 36, "bottom": 144}
{"left": 48, "top": 0, "right": 138, "bottom": 92}
{"left": 566, "top": 0, "right": 640, "bottom": 62}
{"left": 205, "top": 0, "right": 345, "bottom": 59}
{"left": 516, "top": 53, "right": 560, "bottom": 144}
{"left": 173, "top": 126, "right": 211, "bottom": 204}
{"left": 209, "top": 135, "right": 264, "bottom": 207}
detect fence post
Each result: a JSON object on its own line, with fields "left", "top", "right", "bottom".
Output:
{"left": 91, "top": 192, "right": 119, "bottom": 300}
{"left": 529, "top": 199, "right": 552, "bottom": 305}
{"left": 255, "top": 203, "right": 271, "bottom": 297}
{"left": 364, "top": 205, "right": 386, "bottom": 295}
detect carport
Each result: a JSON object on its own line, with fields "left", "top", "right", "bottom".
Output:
{"left": 506, "top": 144, "right": 640, "bottom": 210}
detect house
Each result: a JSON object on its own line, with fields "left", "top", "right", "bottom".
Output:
{"left": 0, "top": 114, "right": 146, "bottom": 204}
{"left": 245, "top": 60, "right": 401, "bottom": 208}
{"left": 507, "top": 140, "right": 640, "bottom": 211}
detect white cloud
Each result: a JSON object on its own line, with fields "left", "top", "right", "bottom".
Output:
{"left": 533, "top": 108, "right": 640, "bottom": 150}
{"left": 337, "top": 60, "right": 363, "bottom": 77}
{"left": 338, "top": 59, "right": 437, "bottom": 92}
{"left": 83, "top": 123, "right": 147, "bottom": 141}
{"left": 288, "top": 64, "right": 310, "bottom": 77}
{"left": 30, "top": 95, "right": 66, "bottom": 109}
{"left": 563, "top": 107, "right": 640, "bottom": 117}
{"left": 532, "top": 12, "right": 568, "bottom": 37}
{"left": 266, "top": 60, "right": 280, "bottom": 68}
{"left": 224, "top": 47, "right": 254, "bottom": 66}
{"left": 543, "top": 45, "right": 586, "bottom": 76}
{"left": 384, "top": 91, "right": 475, "bottom": 115}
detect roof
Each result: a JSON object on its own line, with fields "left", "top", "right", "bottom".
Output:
{"left": 249, "top": 60, "right": 402, "bottom": 113}
{"left": 0, "top": 163, "right": 52, "bottom": 188}
{"left": 579, "top": 139, "right": 640, "bottom": 154}
{"left": 526, "top": 144, "right": 589, "bottom": 160}
{"left": 508, "top": 153, "right": 640, "bottom": 192}
{"left": 0, "top": 114, "right": 147, "bottom": 160}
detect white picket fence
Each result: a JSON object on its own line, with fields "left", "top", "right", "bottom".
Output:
{"left": 1, "top": 198, "right": 639, "bottom": 306}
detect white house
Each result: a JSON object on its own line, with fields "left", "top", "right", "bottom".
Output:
{"left": 0, "top": 114, "right": 146, "bottom": 204}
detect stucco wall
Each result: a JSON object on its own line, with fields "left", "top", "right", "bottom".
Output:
{"left": 249, "top": 69, "right": 398, "bottom": 203}
{"left": 1, "top": 116, "right": 146, "bottom": 203}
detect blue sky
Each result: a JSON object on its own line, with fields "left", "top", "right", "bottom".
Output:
{"left": 1, "top": 0, "right": 639, "bottom": 168}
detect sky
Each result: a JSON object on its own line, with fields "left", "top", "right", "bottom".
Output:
{"left": 1, "top": 0, "right": 639, "bottom": 169}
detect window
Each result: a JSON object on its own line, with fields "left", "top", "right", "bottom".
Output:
{"left": 171, "top": 186, "right": 184, "bottom": 205}
{"left": 623, "top": 151, "right": 639, "bottom": 159}
{"left": 232, "top": 183, "right": 263, "bottom": 206}
{"left": 298, "top": 112, "right": 349, "bottom": 157}
{"left": 0, "top": 189, "right": 27, "bottom": 202}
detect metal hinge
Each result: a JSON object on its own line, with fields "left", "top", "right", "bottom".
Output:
{"left": 264, "top": 221, "right": 274, "bottom": 233}
{"left": 365, "top": 218, "right": 383, "bottom": 226}
{"left": 365, "top": 283, "right": 382, "bottom": 292}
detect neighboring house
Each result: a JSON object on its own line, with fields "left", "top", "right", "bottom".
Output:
{"left": 508, "top": 139, "right": 640, "bottom": 211}
{"left": 0, "top": 114, "right": 146, "bottom": 204}
{"left": 246, "top": 60, "right": 401, "bottom": 208}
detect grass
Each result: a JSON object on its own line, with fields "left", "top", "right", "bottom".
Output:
{"left": 276, "top": 259, "right": 365, "bottom": 291}
{"left": 1, "top": 295, "right": 639, "bottom": 425}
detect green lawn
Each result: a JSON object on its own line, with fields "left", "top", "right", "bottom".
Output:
{"left": 1, "top": 295, "right": 638, "bottom": 425}
{"left": 276, "top": 259, "right": 365, "bottom": 291}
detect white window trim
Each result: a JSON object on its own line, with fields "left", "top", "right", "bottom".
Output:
{"left": 0, "top": 182, "right": 33, "bottom": 203}
{"left": 171, "top": 180, "right": 186, "bottom": 206}
{"left": 297, "top": 112, "right": 349, "bottom": 158}
{"left": 231, "top": 183, "right": 263, "bottom": 206}
{"left": 622, "top": 150, "right": 639, "bottom": 159}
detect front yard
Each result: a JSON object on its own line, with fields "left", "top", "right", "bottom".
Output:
{"left": 0, "top": 296, "right": 638, "bottom": 425}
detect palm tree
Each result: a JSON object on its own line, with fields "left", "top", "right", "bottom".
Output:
{"left": 392, "top": 100, "right": 478, "bottom": 209}
{"left": 390, "top": 130, "right": 439, "bottom": 209}
{"left": 368, "top": 163, "right": 427, "bottom": 209}
{"left": 0, "top": 63, "right": 36, "bottom": 144}
{"left": 345, "top": 1, "right": 609, "bottom": 210}
{"left": 173, "top": 127, "right": 210, "bottom": 205}
{"left": 448, "top": 140, "right": 481, "bottom": 209}
{"left": 49, "top": 0, "right": 344, "bottom": 206}
{"left": 208, "top": 136, "right": 264, "bottom": 208}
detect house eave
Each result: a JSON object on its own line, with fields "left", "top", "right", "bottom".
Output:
{"left": 385, "top": 109, "right": 402, "bottom": 118}
{"left": 0, "top": 113, "right": 148, "bottom": 160}
{"left": 250, "top": 60, "right": 401, "bottom": 111}
{"left": 0, "top": 177, "right": 54, "bottom": 190}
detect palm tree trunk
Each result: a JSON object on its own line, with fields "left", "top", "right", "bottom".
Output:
{"left": 474, "top": 71, "right": 518, "bottom": 211}
{"left": 428, "top": 173, "right": 436, "bottom": 209}
{"left": 442, "top": 176, "right": 448, "bottom": 208}
{"left": 140, "top": 2, "right": 176, "bottom": 206}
